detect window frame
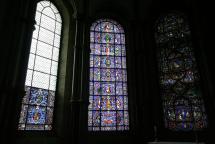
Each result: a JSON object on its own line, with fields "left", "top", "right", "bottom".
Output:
{"left": 16, "top": 0, "right": 67, "bottom": 136}
{"left": 85, "top": 17, "right": 134, "bottom": 137}
{"left": 88, "top": 18, "right": 130, "bottom": 132}
{"left": 153, "top": 11, "right": 210, "bottom": 142}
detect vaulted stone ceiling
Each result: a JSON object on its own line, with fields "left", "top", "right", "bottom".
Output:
{"left": 66, "top": 0, "right": 191, "bottom": 21}
{"left": 66, "top": 0, "right": 142, "bottom": 20}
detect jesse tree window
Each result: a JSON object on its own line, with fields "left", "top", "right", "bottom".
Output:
{"left": 88, "top": 19, "right": 129, "bottom": 131}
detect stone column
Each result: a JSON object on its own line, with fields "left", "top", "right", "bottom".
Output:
{"left": 0, "top": 0, "right": 36, "bottom": 143}
{"left": 68, "top": 13, "right": 88, "bottom": 144}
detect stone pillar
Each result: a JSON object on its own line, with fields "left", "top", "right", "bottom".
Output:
{"left": 68, "top": 13, "right": 88, "bottom": 144}
{"left": 0, "top": 0, "right": 36, "bottom": 143}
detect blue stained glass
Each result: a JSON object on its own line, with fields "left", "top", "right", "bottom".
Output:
{"left": 93, "top": 111, "right": 100, "bottom": 126}
{"left": 101, "top": 22, "right": 114, "bottom": 32}
{"left": 175, "top": 106, "right": 192, "bottom": 121}
{"left": 88, "top": 111, "right": 93, "bottom": 126}
{"left": 115, "top": 34, "right": 121, "bottom": 44}
{"left": 29, "top": 87, "right": 48, "bottom": 106}
{"left": 122, "top": 70, "right": 127, "bottom": 81}
{"left": 115, "top": 57, "right": 122, "bottom": 68}
{"left": 94, "top": 23, "right": 101, "bottom": 31}
{"left": 95, "top": 32, "right": 101, "bottom": 43}
{"left": 114, "top": 25, "right": 123, "bottom": 33}
{"left": 116, "top": 96, "right": 124, "bottom": 110}
{"left": 117, "top": 111, "right": 124, "bottom": 125}
{"left": 123, "top": 83, "right": 128, "bottom": 95}
{"left": 93, "top": 56, "right": 101, "bottom": 67}
{"left": 19, "top": 105, "right": 28, "bottom": 123}
{"left": 23, "top": 86, "right": 30, "bottom": 104}
{"left": 101, "top": 44, "right": 115, "bottom": 56}
{"left": 90, "top": 32, "right": 94, "bottom": 43}
{"left": 93, "top": 96, "right": 101, "bottom": 110}
{"left": 18, "top": 1, "right": 62, "bottom": 131}
{"left": 122, "top": 46, "right": 126, "bottom": 56}
{"left": 101, "top": 56, "right": 115, "bottom": 68}
{"left": 117, "top": 126, "right": 125, "bottom": 131}
{"left": 183, "top": 71, "right": 194, "bottom": 83}
{"left": 90, "top": 43, "right": 95, "bottom": 54}
{"left": 90, "top": 68, "right": 94, "bottom": 81}
{"left": 27, "top": 106, "right": 46, "bottom": 124}
{"left": 101, "top": 69, "right": 115, "bottom": 81}
{"left": 94, "top": 44, "right": 101, "bottom": 55}
{"left": 115, "top": 45, "right": 122, "bottom": 56}
{"left": 90, "top": 56, "right": 94, "bottom": 67}
{"left": 88, "top": 96, "right": 93, "bottom": 110}
{"left": 115, "top": 69, "right": 123, "bottom": 81}
{"left": 101, "top": 127, "right": 116, "bottom": 131}
{"left": 124, "top": 111, "right": 129, "bottom": 125}
{"left": 155, "top": 13, "right": 207, "bottom": 131}
{"left": 116, "top": 83, "right": 123, "bottom": 95}
{"left": 89, "top": 19, "right": 129, "bottom": 131}
{"left": 25, "top": 124, "right": 44, "bottom": 130}
{"left": 101, "top": 111, "right": 116, "bottom": 126}
{"left": 101, "top": 96, "right": 116, "bottom": 110}
{"left": 122, "top": 57, "right": 126, "bottom": 68}
{"left": 124, "top": 97, "right": 128, "bottom": 110}
{"left": 101, "top": 82, "right": 115, "bottom": 95}
{"left": 46, "top": 107, "right": 54, "bottom": 124}
{"left": 89, "top": 82, "right": 93, "bottom": 95}
{"left": 121, "top": 35, "right": 125, "bottom": 44}
{"left": 94, "top": 56, "right": 101, "bottom": 67}
{"left": 93, "top": 68, "right": 101, "bottom": 81}
{"left": 101, "top": 33, "right": 114, "bottom": 44}
{"left": 93, "top": 82, "right": 101, "bottom": 95}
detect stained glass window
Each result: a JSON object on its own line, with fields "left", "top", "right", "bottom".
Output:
{"left": 88, "top": 19, "right": 129, "bottom": 131}
{"left": 18, "top": 1, "right": 62, "bottom": 130}
{"left": 155, "top": 13, "right": 207, "bottom": 131}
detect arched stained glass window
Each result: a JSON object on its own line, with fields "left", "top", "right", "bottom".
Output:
{"left": 155, "top": 13, "right": 207, "bottom": 131}
{"left": 88, "top": 19, "right": 129, "bottom": 131}
{"left": 18, "top": 1, "right": 62, "bottom": 130}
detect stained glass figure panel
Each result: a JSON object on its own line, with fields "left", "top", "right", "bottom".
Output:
{"left": 88, "top": 19, "right": 129, "bottom": 131}
{"left": 155, "top": 13, "right": 207, "bottom": 131}
{"left": 29, "top": 87, "right": 48, "bottom": 106}
{"left": 27, "top": 106, "right": 46, "bottom": 124}
{"left": 116, "top": 96, "right": 124, "bottom": 110}
{"left": 100, "top": 69, "right": 115, "bottom": 81}
{"left": 101, "top": 96, "right": 116, "bottom": 110}
{"left": 18, "top": 1, "right": 62, "bottom": 130}
{"left": 101, "top": 111, "right": 116, "bottom": 126}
